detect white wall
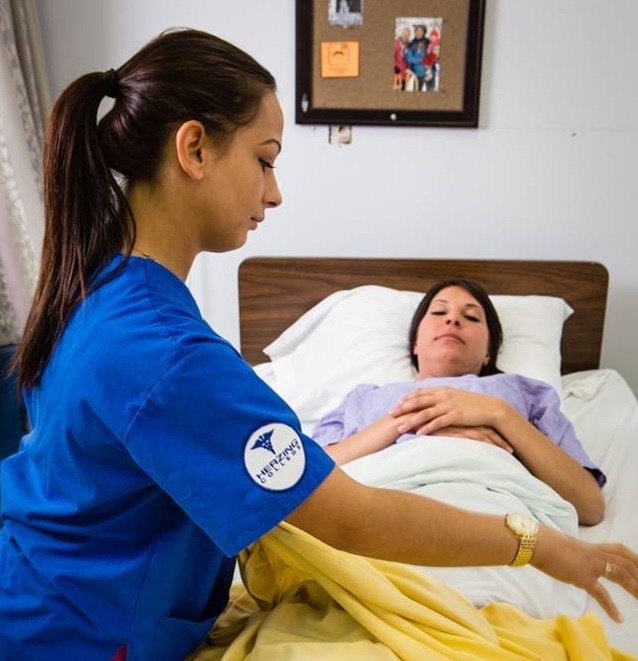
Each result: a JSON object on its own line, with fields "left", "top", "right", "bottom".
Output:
{"left": 35, "top": 0, "right": 638, "bottom": 393}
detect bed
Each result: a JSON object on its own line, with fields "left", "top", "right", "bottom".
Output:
{"left": 194, "top": 257, "right": 638, "bottom": 660}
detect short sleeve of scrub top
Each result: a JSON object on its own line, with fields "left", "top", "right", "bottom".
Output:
{"left": 73, "top": 255, "right": 337, "bottom": 557}
{"left": 123, "top": 335, "right": 335, "bottom": 556}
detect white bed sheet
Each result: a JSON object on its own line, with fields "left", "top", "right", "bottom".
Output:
{"left": 562, "top": 369, "right": 638, "bottom": 655}
{"left": 253, "top": 364, "right": 638, "bottom": 656}
{"left": 341, "top": 434, "right": 586, "bottom": 621}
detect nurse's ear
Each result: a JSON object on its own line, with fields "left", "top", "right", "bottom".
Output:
{"left": 174, "top": 120, "right": 207, "bottom": 181}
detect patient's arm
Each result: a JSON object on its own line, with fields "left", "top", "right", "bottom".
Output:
{"left": 323, "top": 412, "right": 410, "bottom": 465}
{"left": 391, "top": 387, "right": 606, "bottom": 525}
{"left": 324, "top": 418, "right": 513, "bottom": 465}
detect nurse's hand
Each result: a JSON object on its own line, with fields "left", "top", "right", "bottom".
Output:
{"left": 532, "top": 526, "right": 638, "bottom": 624}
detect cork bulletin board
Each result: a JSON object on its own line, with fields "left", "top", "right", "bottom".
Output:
{"left": 295, "top": 0, "right": 486, "bottom": 127}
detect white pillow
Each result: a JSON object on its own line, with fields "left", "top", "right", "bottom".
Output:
{"left": 261, "top": 285, "right": 573, "bottom": 427}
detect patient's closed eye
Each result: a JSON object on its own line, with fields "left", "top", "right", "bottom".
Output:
{"left": 430, "top": 308, "right": 481, "bottom": 323}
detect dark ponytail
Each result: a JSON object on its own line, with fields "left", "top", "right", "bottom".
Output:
{"left": 14, "top": 28, "right": 276, "bottom": 388}
{"left": 14, "top": 71, "right": 131, "bottom": 388}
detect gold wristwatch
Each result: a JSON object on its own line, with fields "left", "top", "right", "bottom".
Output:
{"left": 504, "top": 513, "right": 539, "bottom": 566}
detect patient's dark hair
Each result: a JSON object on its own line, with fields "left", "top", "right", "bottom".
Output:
{"left": 15, "top": 28, "right": 277, "bottom": 388}
{"left": 408, "top": 278, "right": 503, "bottom": 376}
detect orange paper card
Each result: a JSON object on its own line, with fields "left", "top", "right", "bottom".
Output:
{"left": 321, "top": 41, "right": 360, "bottom": 78}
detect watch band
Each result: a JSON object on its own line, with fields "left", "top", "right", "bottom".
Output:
{"left": 504, "top": 513, "right": 539, "bottom": 567}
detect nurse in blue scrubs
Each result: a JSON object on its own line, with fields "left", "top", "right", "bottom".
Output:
{"left": 1, "top": 27, "right": 637, "bottom": 661}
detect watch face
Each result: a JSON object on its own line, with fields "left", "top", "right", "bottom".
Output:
{"left": 509, "top": 513, "right": 538, "bottom": 533}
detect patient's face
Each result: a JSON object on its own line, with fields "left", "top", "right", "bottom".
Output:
{"left": 412, "top": 286, "right": 491, "bottom": 379}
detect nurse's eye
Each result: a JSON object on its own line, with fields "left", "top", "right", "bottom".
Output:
{"left": 259, "top": 158, "right": 275, "bottom": 171}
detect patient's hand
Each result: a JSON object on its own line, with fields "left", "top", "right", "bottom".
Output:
{"left": 390, "top": 387, "right": 506, "bottom": 436}
{"left": 431, "top": 425, "right": 514, "bottom": 453}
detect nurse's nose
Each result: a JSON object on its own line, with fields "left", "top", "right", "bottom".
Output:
{"left": 265, "top": 174, "right": 283, "bottom": 209}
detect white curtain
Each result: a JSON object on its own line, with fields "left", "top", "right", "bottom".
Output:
{"left": 0, "top": 0, "right": 49, "bottom": 345}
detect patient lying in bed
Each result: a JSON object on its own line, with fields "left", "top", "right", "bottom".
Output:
{"left": 313, "top": 278, "right": 605, "bottom": 524}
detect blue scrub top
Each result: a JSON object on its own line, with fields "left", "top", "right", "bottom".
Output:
{"left": 0, "top": 255, "right": 335, "bottom": 660}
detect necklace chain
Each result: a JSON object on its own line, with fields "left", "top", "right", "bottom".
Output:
{"left": 131, "top": 248, "right": 152, "bottom": 260}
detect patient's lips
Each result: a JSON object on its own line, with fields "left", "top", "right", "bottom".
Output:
{"left": 436, "top": 332, "right": 465, "bottom": 344}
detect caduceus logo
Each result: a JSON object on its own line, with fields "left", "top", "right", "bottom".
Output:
{"left": 244, "top": 423, "right": 306, "bottom": 491}
{"left": 250, "top": 429, "right": 275, "bottom": 455}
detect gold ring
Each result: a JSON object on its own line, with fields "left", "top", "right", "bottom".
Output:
{"left": 604, "top": 561, "right": 613, "bottom": 578}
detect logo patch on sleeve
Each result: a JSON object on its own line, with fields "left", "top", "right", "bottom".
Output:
{"left": 244, "top": 423, "right": 306, "bottom": 491}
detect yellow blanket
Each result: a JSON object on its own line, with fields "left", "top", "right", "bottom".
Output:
{"left": 189, "top": 523, "right": 636, "bottom": 661}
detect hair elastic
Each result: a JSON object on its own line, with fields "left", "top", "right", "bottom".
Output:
{"left": 104, "top": 69, "right": 119, "bottom": 98}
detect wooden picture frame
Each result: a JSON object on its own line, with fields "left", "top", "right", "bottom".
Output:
{"left": 295, "top": 0, "right": 486, "bottom": 128}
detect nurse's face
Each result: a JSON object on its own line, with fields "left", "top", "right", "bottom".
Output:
{"left": 195, "top": 92, "right": 284, "bottom": 253}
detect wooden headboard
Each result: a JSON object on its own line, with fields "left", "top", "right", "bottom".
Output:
{"left": 238, "top": 257, "right": 608, "bottom": 375}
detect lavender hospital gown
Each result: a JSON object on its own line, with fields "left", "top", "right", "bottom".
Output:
{"left": 312, "top": 373, "right": 605, "bottom": 487}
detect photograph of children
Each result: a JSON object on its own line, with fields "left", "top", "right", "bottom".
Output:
{"left": 329, "top": 0, "right": 363, "bottom": 28}
{"left": 393, "top": 17, "right": 442, "bottom": 92}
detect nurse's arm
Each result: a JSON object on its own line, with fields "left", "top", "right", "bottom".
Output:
{"left": 284, "top": 464, "right": 638, "bottom": 625}
{"left": 285, "top": 464, "right": 519, "bottom": 568}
